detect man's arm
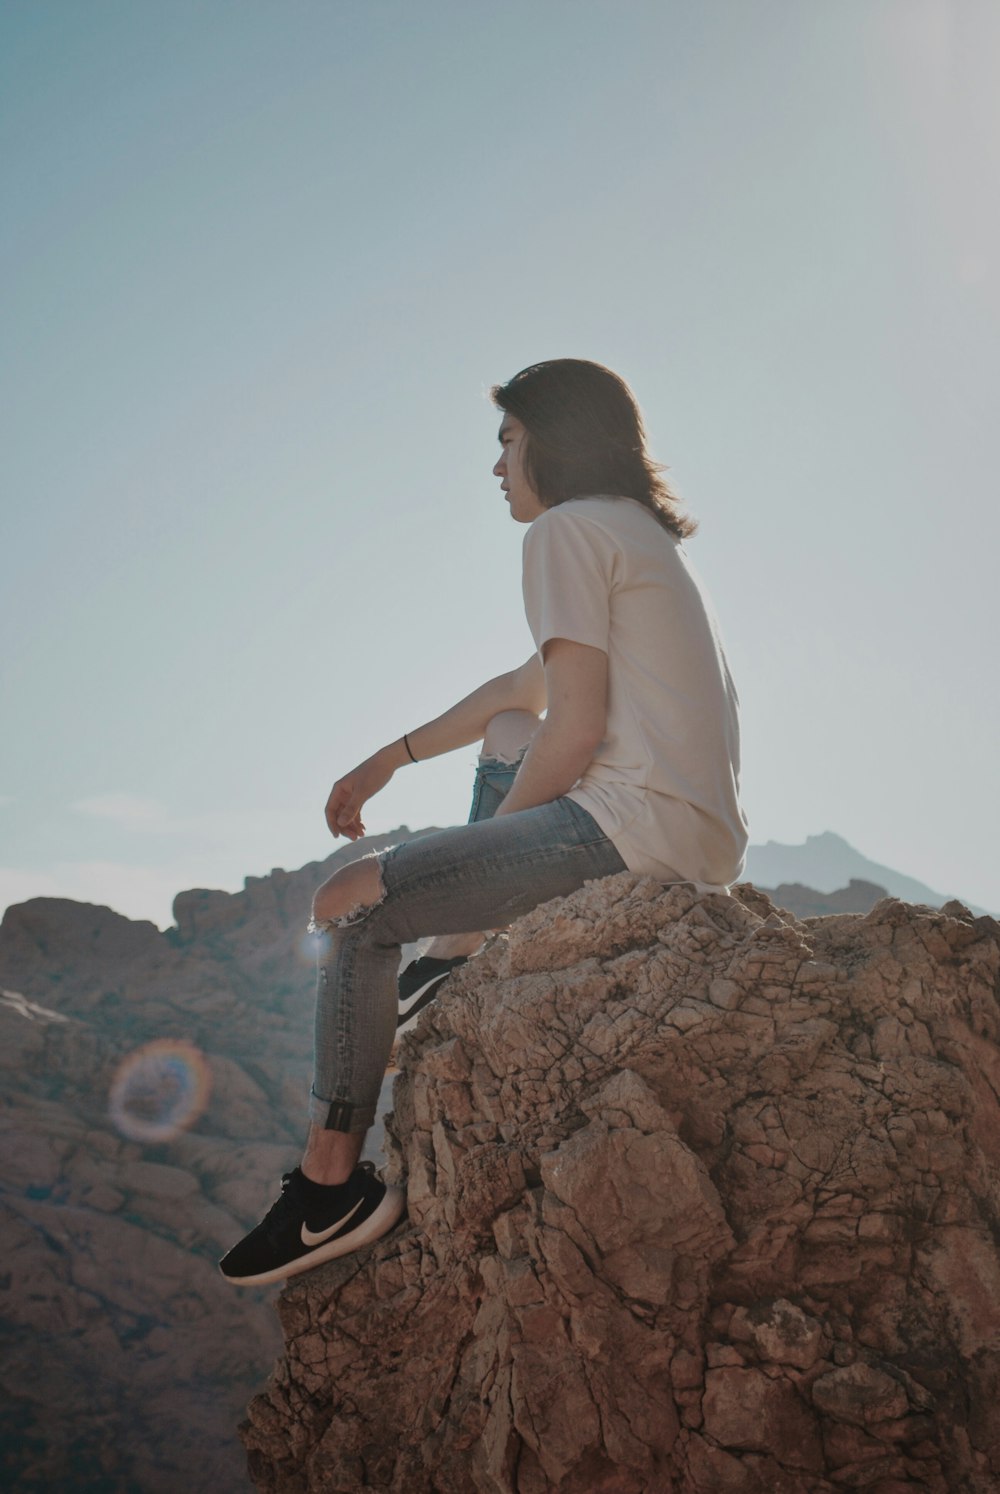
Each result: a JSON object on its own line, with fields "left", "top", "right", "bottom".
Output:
{"left": 407, "top": 653, "right": 546, "bottom": 761}
{"left": 494, "top": 639, "right": 607, "bottom": 818}
{"left": 325, "top": 655, "right": 546, "bottom": 839}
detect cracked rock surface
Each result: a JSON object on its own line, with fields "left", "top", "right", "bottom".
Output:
{"left": 243, "top": 875, "right": 1000, "bottom": 1493}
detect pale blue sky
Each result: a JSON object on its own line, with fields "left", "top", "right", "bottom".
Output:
{"left": 3, "top": 0, "right": 998, "bottom": 926}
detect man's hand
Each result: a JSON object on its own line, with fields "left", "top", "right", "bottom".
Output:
{"left": 325, "top": 746, "right": 403, "bottom": 840}
{"left": 322, "top": 654, "right": 546, "bottom": 840}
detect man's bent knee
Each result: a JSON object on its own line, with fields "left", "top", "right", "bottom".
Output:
{"left": 311, "top": 855, "right": 386, "bottom": 928}
{"left": 482, "top": 709, "right": 539, "bottom": 765}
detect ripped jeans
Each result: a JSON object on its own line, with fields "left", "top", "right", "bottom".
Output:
{"left": 308, "top": 754, "right": 627, "bottom": 1132}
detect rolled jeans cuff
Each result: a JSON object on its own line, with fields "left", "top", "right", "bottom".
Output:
{"left": 308, "top": 1088, "right": 378, "bottom": 1134}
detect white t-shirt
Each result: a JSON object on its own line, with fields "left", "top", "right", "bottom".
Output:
{"left": 521, "top": 495, "right": 748, "bottom": 890}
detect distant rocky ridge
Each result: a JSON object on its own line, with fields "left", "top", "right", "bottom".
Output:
{"left": 0, "top": 831, "right": 986, "bottom": 1491}
{"left": 244, "top": 875, "right": 1000, "bottom": 1492}
{"left": 759, "top": 878, "right": 890, "bottom": 920}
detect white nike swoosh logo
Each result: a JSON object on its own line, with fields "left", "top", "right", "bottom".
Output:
{"left": 300, "top": 1197, "right": 365, "bottom": 1247}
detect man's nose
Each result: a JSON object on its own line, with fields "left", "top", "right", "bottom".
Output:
{"left": 493, "top": 454, "right": 505, "bottom": 476}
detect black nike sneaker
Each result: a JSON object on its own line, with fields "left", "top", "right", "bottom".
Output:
{"left": 396, "top": 954, "right": 468, "bottom": 1029}
{"left": 218, "top": 1163, "right": 405, "bottom": 1287}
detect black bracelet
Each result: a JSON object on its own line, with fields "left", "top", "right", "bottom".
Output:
{"left": 403, "top": 733, "right": 418, "bottom": 763}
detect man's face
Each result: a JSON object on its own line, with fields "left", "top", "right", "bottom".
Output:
{"left": 494, "top": 414, "right": 545, "bottom": 523}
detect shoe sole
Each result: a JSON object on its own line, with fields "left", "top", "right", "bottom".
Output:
{"left": 220, "top": 1184, "right": 407, "bottom": 1288}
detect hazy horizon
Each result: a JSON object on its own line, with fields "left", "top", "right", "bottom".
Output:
{"left": 3, "top": 825, "right": 985, "bottom": 933}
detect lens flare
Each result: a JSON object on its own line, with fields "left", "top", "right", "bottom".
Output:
{"left": 298, "top": 928, "right": 330, "bottom": 964}
{"left": 108, "top": 1038, "right": 212, "bottom": 1143}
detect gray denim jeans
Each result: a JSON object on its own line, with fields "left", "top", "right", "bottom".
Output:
{"left": 308, "top": 755, "right": 627, "bottom": 1132}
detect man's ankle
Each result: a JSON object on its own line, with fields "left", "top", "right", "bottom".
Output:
{"left": 300, "top": 1162, "right": 352, "bottom": 1188}
{"left": 302, "top": 1122, "right": 365, "bottom": 1184}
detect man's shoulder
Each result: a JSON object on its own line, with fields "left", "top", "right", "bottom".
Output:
{"left": 524, "top": 500, "right": 618, "bottom": 568}
{"left": 548, "top": 494, "right": 621, "bottom": 519}
{"left": 530, "top": 495, "right": 631, "bottom": 537}
{"left": 533, "top": 496, "right": 680, "bottom": 555}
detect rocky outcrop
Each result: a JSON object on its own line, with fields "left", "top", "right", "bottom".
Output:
{"left": 243, "top": 876, "right": 1000, "bottom": 1493}
{"left": 761, "top": 878, "right": 889, "bottom": 919}
{"left": 0, "top": 831, "right": 421, "bottom": 1493}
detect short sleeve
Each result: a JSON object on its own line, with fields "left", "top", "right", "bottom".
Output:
{"left": 521, "top": 507, "right": 614, "bottom": 655}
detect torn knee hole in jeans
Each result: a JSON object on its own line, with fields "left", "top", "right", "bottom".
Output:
{"left": 307, "top": 853, "right": 388, "bottom": 933}
{"left": 478, "top": 748, "right": 528, "bottom": 769}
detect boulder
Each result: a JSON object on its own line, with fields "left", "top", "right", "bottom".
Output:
{"left": 241, "top": 877, "right": 1000, "bottom": 1493}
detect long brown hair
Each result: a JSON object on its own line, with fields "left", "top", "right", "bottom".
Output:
{"left": 491, "top": 358, "right": 697, "bottom": 539}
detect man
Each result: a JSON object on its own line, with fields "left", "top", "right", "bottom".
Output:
{"left": 220, "top": 359, "right": 748, "bottom": 1286}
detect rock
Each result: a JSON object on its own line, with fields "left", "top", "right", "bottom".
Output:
{"left": 760, "top": 878, "right": 890, "bottom": 918}
{"left": 240, "top": 875, "right": 1000, "bottom": 1492}
{"left": 811, "top": 1362, "right": 909, "bottom": 1427}
{"left": 0, "top": 834, "right": 419, "bottom": 1492}
{"left": 702, "top": 1367, "right": 823, "bottom": 1470}
{"left": 729, "top": 1298, "right": 825, "bottom": 1369}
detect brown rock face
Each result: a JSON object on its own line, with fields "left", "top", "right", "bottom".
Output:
{"left": 242, "top": 876, "right": 1000, "bottom": 1493}
{"left": 0, "top": 832, "right": 419, "bottom": 1492}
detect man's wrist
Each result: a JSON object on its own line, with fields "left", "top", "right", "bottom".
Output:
{"left": 382, "top": 738, "right": 413, "bottom": 771}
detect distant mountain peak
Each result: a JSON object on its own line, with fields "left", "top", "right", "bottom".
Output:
{"left": 760, "top": 830, "right": 850, "bottom": 851}
{"left": 745, "top": 832, "right": 987, "bottom": 915}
